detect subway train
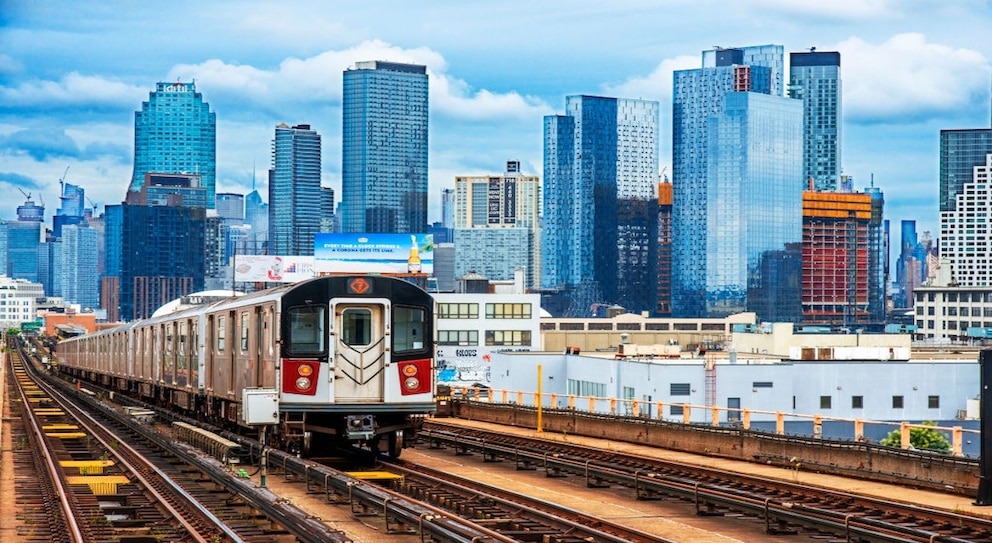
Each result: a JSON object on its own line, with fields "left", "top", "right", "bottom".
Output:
{"left": 57, "top": 275, "right": 436, "bottom": 457}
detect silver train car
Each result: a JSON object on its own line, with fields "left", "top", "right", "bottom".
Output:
{"left": 58, "top": 275, "right": 436, "bottom": 457}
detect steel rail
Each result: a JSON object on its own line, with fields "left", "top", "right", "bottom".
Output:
{"left": 421, "top": 425, "right": 989, "bottom": 543}
{"left": 11, "top": 348, "right": 87, "bottom": 542}
{"left": 385, "top": 458, "right": 680, "bottom": 543}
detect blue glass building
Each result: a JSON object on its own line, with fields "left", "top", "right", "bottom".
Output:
{"left": 3, "top": 194, "right": 45, "bottom": 282}
{"left": 341, "top": 61, "right": 428, "bottom": 234}
{"left": 130, "top": 82, "right": 217, "bottom": 208}
{"left": 244, "top": 188, "right": 268, "bottom": 253}
{"left": 104, "top": 202, "right": 205, "bottom": 321}
{"left": 60, "top": 225, "right": 100, "bottom": 309}
{"left": 789, "top": 51, "right": 842, "bottom": 191}
{"left": 53, "top": 182, "right": 87, "bottom": 238}
{"left": 543, "top": 95, "right": 659, "bottom": 315}
{"left": 940, "top": 128, "right": 992, "bottom": 212}
{"left": 672, "top": 46, "right": 803, "bottom": 321}
{"left": 269, "top": 123, "right": 321, "bottom": 256}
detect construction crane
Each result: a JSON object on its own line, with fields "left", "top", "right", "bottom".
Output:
{"left": 58, "top": 166, "right": 70, "bottom": 189}
{"left": 86, "top": 197, "right": 99, "bottom": 215}
{"left": 17, "top": 187, "right": 31, "bottom": 200}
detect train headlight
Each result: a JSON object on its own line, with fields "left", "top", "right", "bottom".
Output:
{"left": 402, "top": 363, "right": 418, "bottom": 376}
{"left": 296, "top": 377, "right": 311, "bottom": 390}
{"left": 298, "top": 364, "right": 314, "bottom": 377}
{"left": 404, "top": 376, "right": 420, "bottom": 390}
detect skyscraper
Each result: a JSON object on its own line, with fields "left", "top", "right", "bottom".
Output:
{"left": 801, "top": 188, "right": 885, "bottom": 326}
{"left": 3, "top": 193, "right": 45, "bottom": 283}
{"left": 53, "top": 182, "right": 87, "bottom": 238}
{"left": 940, "top": 128, "right": 992, "bottom": 212}
{"left": 216, "top": 193, "right": 245, "bottom": 224}
{"left": 130, "top": 81, "right": 217, "bottom": 208}
{"left": 543, "top": 95, "right": 658, "bottom": 315}
{"left": 60, "top": 225, "right": 100, "bottom": 309}
{"left": 672, "top": 45, "right": 803, "bottom": 321}
{"left": 269, "top": 123, "right": 321, "bottom": 256}
{"left": 454, "top": 161, "right": 542, "bottom": 288}
{"left": 244, "top": 188, "right": 268, "bottom": 253}
{"left": 103, "top": 174, "right": 206, "bottom": 321}
{"left": 941, "top": 153, "right": 992, "bottom": 286}
{"left": 789, "top": 50, "right": 842, "bottom": 191}
{"left": 341, "top": 61, "right": 429, "bottom": 233}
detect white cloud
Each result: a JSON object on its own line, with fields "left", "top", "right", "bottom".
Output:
{"left": 603, "top": 54, "right": 699, "bottom": 104}
{"left": 837, "top": 33, "right": 991, "bottom": 122}
{"left": 169, "top": 39, "right": 551, "bottom": 122}
{"left": 0, "top": 72, "right": 145, "bottom": 108}
{"left": 754, "top": 0, "right": 894, "bottom": 21}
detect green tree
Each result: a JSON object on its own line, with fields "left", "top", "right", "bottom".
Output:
{"left": 880, "top": 421, "right": 951, "bottom": 454}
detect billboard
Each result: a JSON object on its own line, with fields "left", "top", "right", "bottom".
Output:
{"left": 232, "top": 255, "right": 315, "bottom": 283}
{"left": 314, "top": 233, "right": 434, "bottom": 274}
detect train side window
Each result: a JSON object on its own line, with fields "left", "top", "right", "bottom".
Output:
{"left": 288, "top": 305, "right": 326, "bottom": 353}
{"left": 240, "top": 312, "right": 249, "bottom": 352}
{"left": 341, "top": 308, "right": 371, "bottom": 347}
{"left": 217, "top": 316, "right": 226, "bottom": 352}
{"left": 393, "top": 306, "right": 426, "bottom": 353}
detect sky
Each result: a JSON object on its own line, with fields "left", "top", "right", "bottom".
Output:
{"left": 1, "top": 1, "right": 991, "bottom": 241}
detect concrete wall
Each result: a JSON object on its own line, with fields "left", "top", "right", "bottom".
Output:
{"left": 452, "top": 402, "right": 979, "bottom": 495}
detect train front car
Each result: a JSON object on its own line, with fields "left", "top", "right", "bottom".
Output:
{"left": 278, "top": 275, "right": 435, "bottom": 457}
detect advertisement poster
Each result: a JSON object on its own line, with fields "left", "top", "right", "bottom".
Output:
{"left": 232, "top": 255, "right": 316, "bottom": 283}
{"left": 314, "top": 233, "right": 434, "bottom": 274}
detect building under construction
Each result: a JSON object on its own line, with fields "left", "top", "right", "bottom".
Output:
{"left": 802, "top": 188, "right": 886, "bottom": 327}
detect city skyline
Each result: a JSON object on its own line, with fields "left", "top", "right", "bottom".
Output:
{"left": 2, "top": 2, "right": 992, "bottom": 239}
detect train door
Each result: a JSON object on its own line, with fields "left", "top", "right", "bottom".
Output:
{"left": 253, "top": 306, "right": 263, "bottom": 386}
{"left": 226, "top": 310, "right": 236, "bottom": 395}
{"left": 332, "top": 301, "right": 387, "bottom": 403}
{"left": 163, "top": 322, "right": 174, "bottom": 385}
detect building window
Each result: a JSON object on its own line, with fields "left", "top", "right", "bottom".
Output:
{"left": 852, "top": 396, "right": 863, "bottom": 408}
{"left": 588, "top": 322, "right": 612, "bottom": 330}
{"left": 540, "top": 322, "right": 557, "bottom": 331}
{"left": 438, "top": 330, "right": 478, "bottom": 346}
{"left": 670, "top": 405, "right": 684, "bottom": 416}
{"left": 438, "top": 303, "right": 478, "bottom": 319}
{"left": 753, "top": 381, "right": 773, "bottom": 389}
{"left": 670, "top": 383, "right": 691, "bottom": 396}
{"left": 928, "top": 395, "right": 940, "bottom": 409}
{"left": 617, "top": 323, "right": 641, "bottom": 331}
{"left": 560, "top": 322, "right": 584, "bottom": 331}
{"left": 486, "top": 303, "right": 532, "bottom": 319}
{"left": 485, "top": 330, "right": 531, "bottom": 346}
{"left": 645, "top": 323, "right": 670, "bottom": 331}
{"left": 674, "top": 323, "right": 696, "bottom": 331}
{"left": 820, "top": 396, "right": 832, "bottom": 409}
{"left": 892, "top": 395, "right": 904, "bottom": 409}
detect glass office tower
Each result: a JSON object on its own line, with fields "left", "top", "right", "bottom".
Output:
{"left": 341, "top": 61, "right": 429, "bottom": 234}
{"left": 543, "top": 95, "right": 658, "bottom": 315}
{"left": 672, "top": 46, "right": 803, "bottom": 321}
{"left": 789, "top": 51, "right": 842, "bottom": 191}
{"left": 269, "top": 123, "right": 321, "bottom": 256}
{"left": 130, "top": 82, "right": 217, "bottom": 208}
{"left": 940, "top": 128, "right": 992, "bottom": 212}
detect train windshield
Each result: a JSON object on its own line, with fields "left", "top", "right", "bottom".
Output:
{"left": 393, "top": 306, "right": 426, "bottom": 353}
{"left": 287, "top": 305, "right": 326, "bottom": 354}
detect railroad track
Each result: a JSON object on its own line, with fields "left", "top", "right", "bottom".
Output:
{"left": 380, "top": 457, "right": 679, "bottom": 543}
{"left": 10, "top": 339, "right": 356, "bottom": 542}
{"left": 421, "top": 420, "right": 992, "bottom": 543}
{"left": 9, "top": 343, "right": 247, "bottom": 541}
